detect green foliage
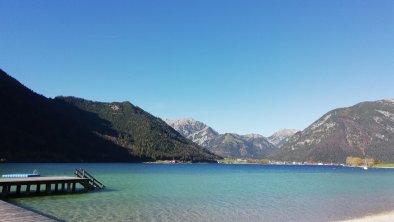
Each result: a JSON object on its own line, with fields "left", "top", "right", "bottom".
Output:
{"left": 373, "top": 163, "right": 394, "bottom": 168}
{"left": 0, "top": 69, "right": 218, "bottom": 162}
{"left": 54, "top": 97, "right": 218, "bottom": 162}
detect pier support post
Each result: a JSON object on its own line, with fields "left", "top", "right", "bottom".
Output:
{"left": 61, "top": 183, "right": 65, "bottom": 192}
{"left": 26, "top": 185, "right": 31, "bottom": 194}
{"left": 36, "top": 184, "right": 41, "bottom": 194}
{"left": 45, "top": 183, "right": 51, "bottom": 193}
{"left": 67, "top": 183, "right": 71, "bottom": 193}
{"left": 2, "top": 186, "right": 7, "bottom": 195}
{"left": 72, "top": 183, "right": 76, "bottom": 192}
{"left": 16, "top": 185, "right": 21, "bottom": 194}
{"left": 55, "top": 183, "right": 58, "bottom": 193}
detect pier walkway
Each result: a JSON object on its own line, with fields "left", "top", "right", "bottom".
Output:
{"left": 0, "top": 176, "right": 90, "bottom": 196}
{"left": 0, "top": 169, "right": 105, "bottom": 197}
{"left": 0, "top": 200, "right": 57, "bottom": 221}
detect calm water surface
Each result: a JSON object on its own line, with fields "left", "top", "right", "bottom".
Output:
{"left": 1, "top": 163, "right": 394, "bottom": 222}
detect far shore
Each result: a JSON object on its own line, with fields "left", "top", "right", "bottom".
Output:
{"left": 338, "top": 211, "right": 394, "bottom": 222}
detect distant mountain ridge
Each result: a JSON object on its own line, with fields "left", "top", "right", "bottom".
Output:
{"left": 166, "top": 118, "right": 277, "bottom": 159}
{"left": 267, "top": 129, "right": 298, "bottom": 148}
{"left": 165, "top": 118, "right": 219, "bottom": 148}
{"left": 209, "top": 133, "right": 277, "bottom": 159}
{"left": 0, "top": 69, "right": 218, "bottom": 162}
{"left": 271, "top": 100, "right": 394, "bottom": 163}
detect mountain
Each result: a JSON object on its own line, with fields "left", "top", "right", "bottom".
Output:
{"left": 0, "top": 69, "right": 218, "bottom": 162}
{"left": 165, "top": 118, "right": 219, "bottom": 147}
{"left": 55, "top": 97, "right": 218, "bottom": 162}
{"left": 0, "top": 69, "right": 130, "bottom": 162}
{"left": 267, "top": 129, "right": 298, "bottom": 148}
{"left": 166, "top": 118, "right": 277, "bottom": 159}
{"left": 209, "top": 133, "right": 277, "bottom": 159}
{"left": 271, "top": 100, "right": 394, "bottom": 163}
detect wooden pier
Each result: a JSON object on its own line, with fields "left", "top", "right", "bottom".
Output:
{"left": 0, "top": 176, "right": 90, "bottom": 196}
{"left": 0, "top": 200, "right": 57, "bottom": 221}
{"left": 0, "top": 169, "right": 105, "bottom": 197}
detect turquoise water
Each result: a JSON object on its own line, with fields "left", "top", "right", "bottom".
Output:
{"left": 2, "top": 164, "right": 394, "bottom": 222}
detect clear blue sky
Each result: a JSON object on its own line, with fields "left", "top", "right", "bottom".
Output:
{"left": 1, "top": 0, "right": 393, "bottom": 136}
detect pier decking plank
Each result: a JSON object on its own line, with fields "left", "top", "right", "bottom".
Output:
{"left": 0, "top": 200, "right": 57, "bottom": 222}
{"left": 0, "top": 176, "right": 88, "bottom": 184}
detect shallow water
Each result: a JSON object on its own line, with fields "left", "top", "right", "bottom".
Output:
{"left": 1, "top": 163, "right": 394, "bottom": 222}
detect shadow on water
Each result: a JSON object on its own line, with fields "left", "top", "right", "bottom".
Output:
{"left": 1, "top": 188, "right": 119, "bottom": 221}
{"left": 4, "top": 199, "right": 65, "bottom": 222}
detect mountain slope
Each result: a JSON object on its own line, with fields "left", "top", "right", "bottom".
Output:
{"left": 0, "top": 69, "right": 217, "bottom": 162}
{"left": 56, "top": 97, "right": 217, "bottom": 162}
{"left": 209, "top": 133, "right": 277, "bottom": 159}
{"left": 165, "top": 118, "right": 219, "bottom": 147}
{"left": 0, "top": 69, "right": 132, "bottom": 162}
{"left": 166, "top": 118, "right": 277, "bottom": 159}
{"left": 267, "top": 129, "right": 298, "bottom": 148}
{"left": 271, "top": 100, "right": 394, "bottom": 163}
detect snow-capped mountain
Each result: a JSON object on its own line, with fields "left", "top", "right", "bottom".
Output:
{"left": 268, "top": 129, "right": 298, "bottom": 148}
{"left": 165, "top": 118, "right": 219, "bottom": 147}
{"left": 165, "top": 118, "right": 277, "bottom": 159}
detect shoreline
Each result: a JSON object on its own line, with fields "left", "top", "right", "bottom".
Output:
{"left": 3, "top": 191, "right": 394, "bottom": 222}
{"left": 4, "top": 199, "right": 394, "bottom": 222}
{"left": 338, "top": 211, "right": 394, "bottom": 222}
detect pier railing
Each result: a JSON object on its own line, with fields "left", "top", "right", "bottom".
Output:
{"left": 74, "top": 168, "right": 105, "bottom": 190}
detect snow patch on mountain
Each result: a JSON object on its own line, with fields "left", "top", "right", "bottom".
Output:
{"left": 376, "top": 110, "right": 394, "bottom": 121}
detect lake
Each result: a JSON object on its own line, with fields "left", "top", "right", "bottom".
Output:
{"left": 1, "top": 163, "right": 394, "bottom": 222}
